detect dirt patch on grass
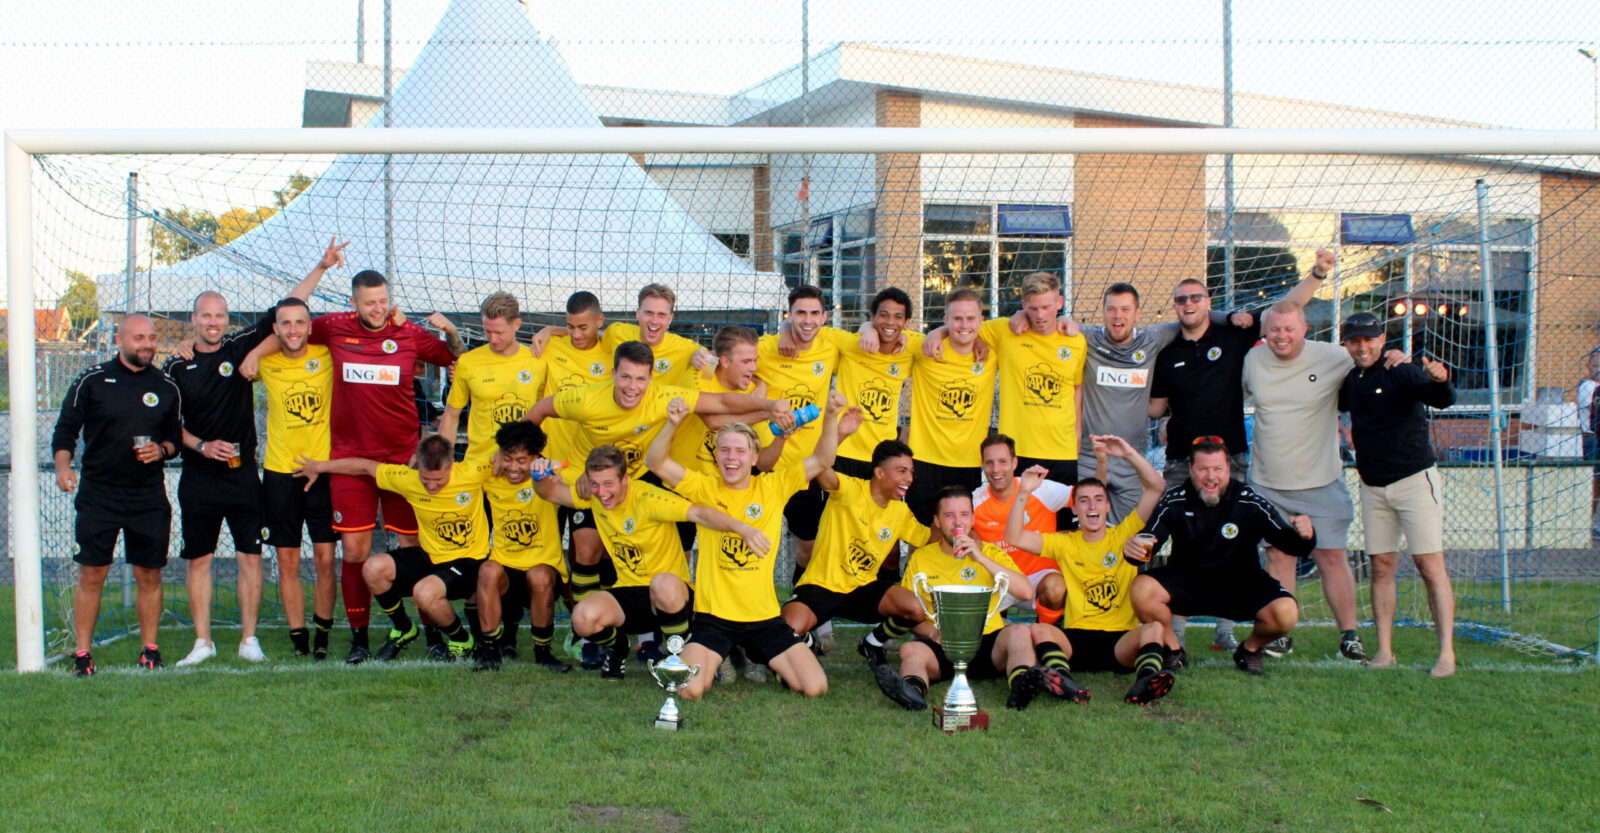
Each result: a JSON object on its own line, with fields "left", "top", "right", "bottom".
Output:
{"left": 572, "top": 802, "right": 690, "bottom": 832}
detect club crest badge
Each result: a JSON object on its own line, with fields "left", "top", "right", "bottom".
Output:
{"left": 1132, "top": 350, "right": 1147, "bottom": 364}
{"left": 517, "top": 369, "right": 533, "bottom": 384}
{"left": 219, "top": 362, "right": 235, "bottom": 377}
{"left": 972, "top": 361, "right": 986, "bottom": 375}
{"left": 878, "top": 527, "right": 892, "bottom": 542}
{"left": 812, "top": 361, "right": 825, "bottom": 376}
{"left": 1207, "top": 346, "right": 1222, "bottom": 361}
{"left": 655, "top": 358, "right": 671, "bottom": 374}
{"left": 1102, "top": 551, "right": 1117, "bottom": 568}
{"left": 517, "top": 488, "right": 533, "bottom": 503}
{"left": 589, "top": 362, "right": 605, "bottom": 376}
{"left": 455, "top": 492, "right": 472, "bottom": 506}
{"left": 623, "top": 518, "right": 636, "bottom": 534}
{"left": 1057, "top": 346, "right": 1073, "bottom": 361}
{"left": 1222, "top": 522, "right": 1239, "bottom": 539}
{"left": 381, "top": 339, "right": 399, "bottom": 354}
{"left": 888, "top": 363, "right": 901, "bottom": 378}
{"left": 745, "top": 504, "right": 763, "bottom": 520}
{"left": 306, "top": 358, "right": 322, "bottom": 373}
{"left": 960, "top": 566, "right": 978, "bottom": 581}
{"left": 142, "top": 392, "right": 159, "bottom": 407}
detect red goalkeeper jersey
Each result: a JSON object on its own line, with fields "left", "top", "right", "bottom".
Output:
{"left": 311, "top": 312, "right": 456, "bottom": 463}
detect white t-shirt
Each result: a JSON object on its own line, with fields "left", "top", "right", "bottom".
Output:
{"left": 1242, "top": 339, "right": 1353, "bottom": 490}
{"left": 1579, "top": 379, "right": 1598, "bottom": 435}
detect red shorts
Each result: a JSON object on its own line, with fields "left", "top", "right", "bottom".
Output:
{"left": 329, "top": 472, "right": 419, "bottom": 535}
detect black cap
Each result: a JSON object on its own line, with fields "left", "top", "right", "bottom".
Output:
{"left": 1340, "top": 312, "right": 1384, "bottom": 342}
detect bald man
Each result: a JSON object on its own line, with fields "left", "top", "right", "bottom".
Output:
{"left": 53, "top": 315, "right": 184, "bottom": 675}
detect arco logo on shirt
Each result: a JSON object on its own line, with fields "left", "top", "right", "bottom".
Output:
{"left": 434, "top": 512, "right": 474, "bottom": 547}
{"left": 938, "top": 381, "right": 977, "bottom": 419}
{"left": 856, "top": 379, "right": 893, "bottom": 422}
{"left": 611, "top": 540, "right": 645, "bottom": 573}
{"left": 719, "top": 535, "right": 756, "bottom": 568}
{"left": 142, "top": 392, "right": 160, "bottom": 407}
{"left": 846, "top": 539, "right": 876, "bottom": 576}
{"left": 283, "top": 381, "right": 325, "bottom": 425}
{"left": 491, "top": 393, "right": 528, "bottom": 425}
{"left": 1085, "top": 576, "right": 1119, "bottom": 611}
{"left": 616, "top": 441, "right": 642, "bottom": 472}
{"left": 783, "top": 386, "right": 814, "bottom": 415}
{"left": 502, "top": 510, "right": 540, "bottom": 548}
{"left": 1023, "top": 364, "right": 1062, "bottom": 405}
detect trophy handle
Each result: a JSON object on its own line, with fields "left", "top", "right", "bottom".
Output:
{"left": 911, "top": 572, "right": 935, "bottom": 622}
{"left": 985, "top": 572, "right": 1010, "bottom": 624}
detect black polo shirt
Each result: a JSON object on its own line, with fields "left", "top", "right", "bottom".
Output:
{"left": 1143, "top": 478, "right": 1315, "bottom": 576}
{"left": 163, "top": 315, "right": 273, "bottom": 473}
{"left": 1339, "top": 361, "right": 1455, "bottom": 487}
{"left": 1150, "top": 311, "right": 1261, "bottom": 462}
{"left": 52, "top": 357, "right": 184, "bottom": 490}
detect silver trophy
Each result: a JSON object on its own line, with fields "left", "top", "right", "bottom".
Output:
{"left": 912, "top": 571, "right": 1009, "bottom": 733}
{"left": 647, "top": 635, "right": 699, "bottom": 731}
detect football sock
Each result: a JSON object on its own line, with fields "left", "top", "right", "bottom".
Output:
{"left": 464, "top": 600, "right": 483, "bottom": 640}
{"left": 1134, "top": 642, "right": 1165, "bottom": 679}
{"left": 529, "top": 624, "right": 555, "bottom": 649}
{"left": 375, "top": 589, "right": 412, "bottom": 634}
{"left": 905, "top": 675, "right": 929, "bottom": 696}
{"left": 340, "top": 561, "right": 370, "bottom": 629}
{"left": 424, "top": 625, "right": 445, "bottom": 650}
{"left": 312, "top": 615, "right": 333, "bottom": 654}
{"left": 590, "top": 626, "right": 624, "bottom": 651}
{"left": 501, "top": 600, "right": 526, "bottom": 631}
{"left": 1038, "top": 646, "right": 1071, "bottom": 674}
{"left": 288, "top": 627, "right": 310, "bottom": 655}
{"left": 350, "top": 626, "right": 369, "bottom": 652}
{"left": 1007, "top": 665, "right": 1030, "bottom": 689}
{"left": 484, "top": 624, "right": 504, "bottom": 645}
{"left": 442, "top": 616, "right": 471, "bottom": 644}
{"left": 660, "top": 607, "right": 691, "bottom": 640}
{"left": 569, "top": 566, "right": 602, "bottom": 601}
{"left": 868, "top": 615, "right": 919, "bottom": 646}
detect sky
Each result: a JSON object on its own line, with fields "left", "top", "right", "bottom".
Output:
{"left": 3, "top": 0, "right": 1599, "bottom": 298}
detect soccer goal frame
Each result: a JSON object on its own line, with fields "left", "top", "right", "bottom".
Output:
{"left": 9, "top": 126, "right": 1600, "bottom": 673}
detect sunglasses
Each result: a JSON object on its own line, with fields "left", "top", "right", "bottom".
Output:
{"left": 1173, "top": 293, "right": 1209, "bottom": 305}
{"left": 1192, "top": 435, "right": 1226, "bottom": 445}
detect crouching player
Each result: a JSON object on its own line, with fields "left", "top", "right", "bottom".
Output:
{"left": 781, "top": 440, "right": 930, "bottom": 673}
{"left": 296, "top": 435, "right": 487, "bottom": 661}
{"left": 874, "top": 486, "right": 1051, "bottom": 712}
{"left": 1004, "top": 434, "right": 1176, "bottom": 705}
{"left": 534, "top": 443, "right": 768, "bottom": 680}
{"left": 472, "top": 421, "right": 572, "bottom": 672}
{"left": 649, "top": 392, "right": 857, "bottom": 700}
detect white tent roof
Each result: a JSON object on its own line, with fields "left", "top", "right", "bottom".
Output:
{"left": 123, "top": 0, "right": 776, "bottom": 315}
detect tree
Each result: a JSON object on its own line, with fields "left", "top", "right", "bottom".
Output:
{"left": 150, "top": 172, "right": 314, "bottom": 265}
{"left": 59, "top": 269, "right": 98, "bottom": 340}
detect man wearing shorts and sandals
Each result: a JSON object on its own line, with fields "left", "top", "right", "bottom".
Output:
{"left": 1130, "top": 439, "right": 1315, "bottom": 675}
{"left": 1004, "top": 435, "right": 1176, "bottom": 705}
{"left": 1339, "top": 312, "right": 1457, "bottom": 676}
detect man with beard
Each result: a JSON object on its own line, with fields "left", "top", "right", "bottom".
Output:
{"left": 54, "top": 314, "right": 184, "bottom": 675}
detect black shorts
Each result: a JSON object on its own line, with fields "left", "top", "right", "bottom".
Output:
{"left": 915, "top": 630, "right": 1001, "bottom": 680}
{"left": 558, "top": 504, "right": 615, "bottom": 585}
{"left": 390, "top": 546, "right": 481, "bottom": 601}
{"left": 177, "top": 465, "right": 263, "bottom": 559}
{"left": 494, "top": 564, "right": 565, "bottom": 610}
{"left": 905, "top": 460, "right": 982, "bottom": 526}
{"left": 687, "top": 613, "right": 802, "bottom": 665}
{"left": 607, "top": 584, "right": 693, "bottom": 635}
{"left": 1146, "top": 567, "right": 1295, "bottom": 623}
{"left": 1016, "top": 456, "right": 1077, "bottom": 527}
{"left": 833, "top": 456, "right": 876, "bottom": 480}
{"left": 1058, "top": 627, "right": 1135, "bottom": 673}
{"left": 262, "top": 469, "right": 337, "bottom": 549}
{"left": 788, "top": 580, "right": 894, "bottom": 626}
{"left": 73, "top": 480, "right": 171, "bottom": 569}
{"left": 783, "top": 480, "right": 826, "bottom": 542}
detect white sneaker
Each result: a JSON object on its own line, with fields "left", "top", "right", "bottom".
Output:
{"left": 238, "top": 636, "right": 266, "bottom": 663}
{"left": 812, "top": 620, "right": 836, "bottom": 654}
{"left": 175, "top": 639, "right": 216, "bottom": 667}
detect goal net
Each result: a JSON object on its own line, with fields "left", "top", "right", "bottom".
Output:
{"left": 7, "top": 128, "right": 1598, "bottom": 670}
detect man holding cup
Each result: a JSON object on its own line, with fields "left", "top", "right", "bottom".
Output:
{"left": 53, "top": 314, "right": 183, "bottom": 675}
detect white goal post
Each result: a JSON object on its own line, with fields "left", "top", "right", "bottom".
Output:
{"left": 9, "top": 126, "right": 1600, "bottom": 673}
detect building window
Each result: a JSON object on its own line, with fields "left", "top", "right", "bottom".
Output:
{"left": 774, "top": 207, "right": 877, "bottom": 327}
{"left": 922, "top": 203, "right": 1071, "bottom": 322}
{"left": 712, "top": 233, "right": 751, "bottom": 259}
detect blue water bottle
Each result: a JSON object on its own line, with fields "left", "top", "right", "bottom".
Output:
{"left": 770, "top": 403, "right": 821, "bottom": 437}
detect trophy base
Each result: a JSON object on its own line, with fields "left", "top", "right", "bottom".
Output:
{"left": 932, "top": 706, "right": 989, "bottom": 733}
{"left": 654, "top": 716, "right": 683, "bottom": 731}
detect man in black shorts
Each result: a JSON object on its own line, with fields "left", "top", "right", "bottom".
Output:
{"left": 297, "top": 435, "right": 488, "bottom": 661}
{"left": 1129, "top": 438, "right": 1315, "bottom": 675}
{"left": 53, "top": 314, "right": 184, "bottom": 675}
{"left": 781, "top": 440, "right": 930, "bottom": 668}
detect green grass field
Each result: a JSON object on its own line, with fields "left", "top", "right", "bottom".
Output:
{"left": 1, "top": 584, "right": 1596, "bottom": 833}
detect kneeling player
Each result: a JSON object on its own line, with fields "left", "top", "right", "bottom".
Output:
{"left": 1005, "top": 435, "right": 1176, "bottom": 705}
{"left": 473, "top": 422, "right": 572, "bottom": 672}
{"left": 535, "top": 444, "right": 768, "bottom": 679}
{"left": 648, "top": 392, "right": 857, "bottom": 700}
{"left": 874, "top": 487, "right": 1039, "bottom": 711}
{"left": 780, "top": 440, "right": 929, "bottom": 671}
{"left": 297, "top": 435, "right": 487, "bottom": 661}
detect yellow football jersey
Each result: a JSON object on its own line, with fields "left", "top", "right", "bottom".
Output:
{"left": 1039, "top": 512, "right": 1145, "bottom": 632}
{"left": 978, "top": 318, "right": 1087, "bottom": 460}
{"left": 908, "top": 338, "right": 998, "bottom": 468}
{"left": 538, "top": 335, "right": 612, "bottom": 465}
{"left": 675, "top": 466, "right": 807, "bottom": 622}
{"left": 446, "top": 343, "right": 547, "bottom": 466}
{"left": 603, "top": 322, "right": 704, "bottom": 389}
{"left": 801, "top": 474, "right": 929, "bottom": 593}
{"left": 756, "top": 333, "right": 840, "bottom": 469}
{"left": 820, "top": 327, "right": 924, "bottom": 463}
{"left": 668, "top": 373, "right": 775, "bottom": 475}
{"left": 483, "top": 474, "right": 565, "bottom": 574}
{"left": 569, "top": 479, "right": 693, "bottom": 588}
{"left": 552, "top": 381, "right": 701, "bottom": 477}
{"left": 258, "top": 345, "right": 332, "bottom": 474}
{"left": 375, "top": 463, "right": 490, "bottom": 564}
{"left": 902, "top": 540, "right": 1020, "bottom": 635}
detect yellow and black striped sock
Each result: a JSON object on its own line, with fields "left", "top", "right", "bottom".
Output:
{"left": 869, "top": 615, "right": 920, "bottom": 646}
{"left": 485, "top": 624, "right": 504, "bottom": 644}
{"left": 1006, "top": 665, "right": 1031, "bottom": 689}
{"left": 1134, "top": 642, "right": 1165, "bottom": 679}
{"left": 590, "top": 626, "right": 624, "bottom": 650}
{"left": 570, "top": 567, "right": 602, "bottom": 601}
{"left": 1038, "top": 645, "right": 1071, "bottom": 674}
{"left": 376, "top": 591, "right": 412, "bottom": 633}
{"left": 660, "top": 606, "right": 691, "bottom": 640}
{"left": 311, "top": 615, "right": 333, "bottom": 654}
{"left": 442, "top": 616, "right": 470, "bottom": 645}
{"left": 529, "top": 624, "right": 554, "bottom": 649}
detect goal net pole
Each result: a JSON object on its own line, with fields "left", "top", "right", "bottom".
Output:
{"left": 10, "top": 126, "right": 1600, "bottom": 673}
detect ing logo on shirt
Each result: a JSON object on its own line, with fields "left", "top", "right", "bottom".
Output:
{"left": 782, "top": 386, "right": 815, "bottom": 415}
{"left": 856, "top": 379, "right": 894, "bottom": 422}
{"left": 1023, "top": 364, "right": 1063, "bottom": 405}
{"left": 611, "top": 540, "right": 645, "bottom": 574}
{"left": 719, "top": 535, "right": 756, "bottom": 568}
{"left": 434, "top": 512, "right": 474, "bottom": 547}
{"left": 1085, "top": 576, "right": 1120, "bottom": 612}
{"left": 938, "top": 381, "right": 977, "bottom": 419}
{"left": 501, "top": 510, "right": 540, "bottom": 548}
{"left": 846, "top": 539, "right": 877, "bottom": 576}
{"left": 283, "top": 381, "right": 324, "bottom": 425}
{"left": 491, "top": 393, "right": 528, "bottom": 425}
